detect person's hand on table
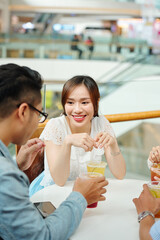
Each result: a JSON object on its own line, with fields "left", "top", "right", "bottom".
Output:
{"left": 133, "top": 184, "right": 160, "bottom": 240}
{"left": 149, "top": 146, "right": 160, "bottom": 164}
{"left": 17, "top": 138, "right": 45, "bottom": 171}
{"left": 73, "top": 176, "right": 108, "bottom": 205}
{"left": 133, "top": 184, "right": 160, "bottom": 215}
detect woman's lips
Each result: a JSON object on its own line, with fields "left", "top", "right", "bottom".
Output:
{"left": 72, "top": 115, "right": 86, "bottom": 122}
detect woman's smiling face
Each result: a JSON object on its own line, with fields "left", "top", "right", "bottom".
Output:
{"left": 65, "top": 84, "right": 94, "bottom": 132}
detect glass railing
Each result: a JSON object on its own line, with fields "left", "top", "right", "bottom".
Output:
{"left": 0, "top": 34, "right": 158, "bottom": 63}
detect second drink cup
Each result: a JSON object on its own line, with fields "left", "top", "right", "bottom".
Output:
{"left": 86, "top": 160, "right": 107, "bottom": 208}
{"left": 79, "top": 172, "right": 103, "bottom": 208}
{"left": 148, "top": 181, "right": 160, "bottom": 218}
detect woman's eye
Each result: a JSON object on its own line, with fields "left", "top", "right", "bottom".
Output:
{"left": 82, "top": 101, "right": 88, "bottom": 104}
{"left": 67, "top": 101, "right": 73, "bottom": 105}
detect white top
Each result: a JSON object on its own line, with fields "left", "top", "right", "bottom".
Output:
{"left": 40, "top": 115, "right": 115, "bottom": 187}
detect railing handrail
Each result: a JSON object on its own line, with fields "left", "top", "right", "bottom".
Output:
{"left": 105, "top": 110, "right": 160, "bottom": 123}
{"left": 38, "top": 110, "right": 160, "bottom": 128}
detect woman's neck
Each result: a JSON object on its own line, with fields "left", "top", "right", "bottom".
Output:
{"left": 65, "top": 116, "right": 92, "bottom": 135}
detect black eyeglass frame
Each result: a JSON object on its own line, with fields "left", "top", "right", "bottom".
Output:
{"left": 17, "top": 103, "right": 48, "bottom": 123}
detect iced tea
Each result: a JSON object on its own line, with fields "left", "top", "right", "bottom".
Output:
{"left": 148, "top": 181, "right": 160, "bottom": 218}
{"left": 87, "top": 161, "right": 107, "bottom": 176}
{"left": 79, "top": 172, "right": 103, "bottom": 208}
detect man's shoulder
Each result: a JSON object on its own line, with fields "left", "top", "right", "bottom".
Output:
{"left": 0, "top": 157, "right": 27, "bottom": 179}
{"left": 0, "top": 155, "right": 14, "bottom": 172}
{"left": 0, "top": 155, "right": 29, "bottom": 184}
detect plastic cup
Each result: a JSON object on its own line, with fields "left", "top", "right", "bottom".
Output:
{"left": 150, "top": 163, "right": 160, "bottom": 181}
{"left": 148, "top": 181, "right": 160, "bottom": 218}
{"left": 87, "top": 161, "right": 107, "bottom": 176}
{"left": 79, "top": 172, "right": 103, "bottom": 208}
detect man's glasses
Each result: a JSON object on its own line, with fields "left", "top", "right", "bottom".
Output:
{"left": 28, "top": 104, "right": 48, "bottom": 123}
{"left": 17, "top": 103, "right": 48, "bottom": 123}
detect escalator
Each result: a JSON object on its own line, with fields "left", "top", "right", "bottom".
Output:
{"left": 32, "top": 13, "right": 56, "bottom": 34}
{"left": 98, "top": 55, "right": 160, "bottom": 98}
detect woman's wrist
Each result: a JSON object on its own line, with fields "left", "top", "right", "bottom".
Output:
{"left": 64, "top": 135, "right": 73, "bottom": 147}
{"left": 110, "top": 142, "right": 120, "bottom": 153}
{"left": 109, "top": 143, "right": 121, "bottom": 156}
{"left": 110, "top": 149, "right": 121, "bottom": 156}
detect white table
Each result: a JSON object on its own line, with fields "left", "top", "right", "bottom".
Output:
{"left": 31, "top": 179, "right": 147, "bottom": 240}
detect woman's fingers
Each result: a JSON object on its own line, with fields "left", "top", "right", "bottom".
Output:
{"left": 95, "top": 132, "right": 116, "bottom": 149}
{"left": 149, "top": 146, "right": 160, "bottom": 163}
{"left": 78, "top": 134, "right": 96, "bottom": 152}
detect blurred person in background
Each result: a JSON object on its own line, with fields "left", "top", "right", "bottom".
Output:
{"left": 85, "top": 36, "right": 94, "bottom": 59}
{"left": 70, "top": 34, "right": 83, "bottom": 59}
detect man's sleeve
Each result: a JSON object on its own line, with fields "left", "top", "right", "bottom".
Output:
{"left": 150, "top": 221, "right": 160, "bottom": 240}
{"left": 45, "top": 191, "right": 87, "bottom": 239}
{"left": 0, "top": 166, "right": 87, "bottom": 240}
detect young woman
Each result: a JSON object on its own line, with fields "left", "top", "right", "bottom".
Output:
{"left": 30, "top": 75, "right": 126, "bottom": 195}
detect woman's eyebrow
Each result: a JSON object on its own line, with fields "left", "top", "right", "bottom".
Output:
{"left": 67, "top": 97, "right": 91, "bottom": 100}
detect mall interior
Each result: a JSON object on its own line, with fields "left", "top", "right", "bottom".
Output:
{"left": 1, "top": 0, "right": 160, "bottom": 180}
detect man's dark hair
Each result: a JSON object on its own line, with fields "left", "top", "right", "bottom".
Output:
{"left": 0, "top": 63, "right": 43, "bottom": 118}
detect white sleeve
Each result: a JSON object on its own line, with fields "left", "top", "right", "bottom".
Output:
{"left": 40, "top": 118, "right": 65, "bottom": 145}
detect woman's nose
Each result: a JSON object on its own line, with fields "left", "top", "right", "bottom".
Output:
{"left": 74, "top": 103, "right": 82, "bottom": 112}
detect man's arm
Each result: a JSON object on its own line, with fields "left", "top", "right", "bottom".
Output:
{"left": 133, "top": 184, "right": 160, "bottom": 240}
{"left": 139, "top": 216, "right": 154, "bottom": 240}
{"left": 1, "top": 158, "right": 108, "bottom": 240}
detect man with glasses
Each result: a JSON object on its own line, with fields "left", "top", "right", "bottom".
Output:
{"left": 0, "top": 63, "right": 108, "bottom": 240}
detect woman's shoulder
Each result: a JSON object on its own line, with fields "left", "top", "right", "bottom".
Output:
{"left": 46, "top": 115, "right": 66, "bottom": 127}
{"left": 92, "top": 115, "right": 110, "bottom": 125}
{"left": 40, "top": 115, "right": 67, "bottom": 141}
{"left": 92, "top": 115, "right": 114, "bottom": 136}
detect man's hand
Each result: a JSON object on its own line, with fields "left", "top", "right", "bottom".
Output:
{"left": 17, "top": 138, "right": 45, "bottom": 171}
{"left": 73, "top": 176, "right": 108, "bottom": 205}
{"left": 133, "top": 184, "right": 160, "bottom": 240}
{"left": 133, "top": 184, "right": 160, "bottom": 215}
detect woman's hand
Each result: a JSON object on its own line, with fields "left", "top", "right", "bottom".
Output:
{"left": 149, "top": 146, "right": 160, "bottom": 164}
{"left": 66, "top": 133, "right": 97, "bottom": 152}
{"left": 94, "top": 132, "right": 117, "bottom": 149}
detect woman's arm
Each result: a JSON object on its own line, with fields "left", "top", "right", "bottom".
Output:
{"left": 105, "top": 137, "right": 126, "bottom": 179}
{"left": 45, "top": 133, "right": 96, "bottom": 186}
{"left": 95, "top": 132, "right": 126, "bottom": 179}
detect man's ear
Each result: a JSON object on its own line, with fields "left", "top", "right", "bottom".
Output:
{"left": 16, "top": 103, "right": 29, "bottom": 122}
